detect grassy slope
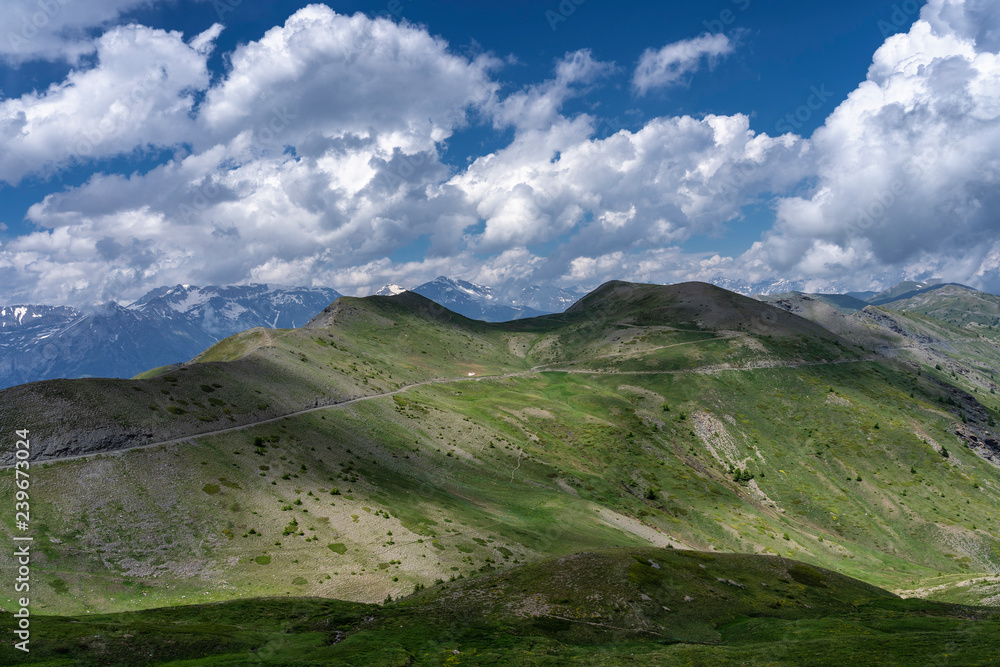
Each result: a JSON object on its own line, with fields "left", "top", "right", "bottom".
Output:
{"left": 0, "top": 294, "right": 528, "bottom": 462}
{"left": 879, "top": 284, "right": 1000, "bottom": 326}
{"left": 4, "top": 548, "right": 998, "bottom": 666}
{"left": 1, "top": 282, "right": 1000, "bottom": 659}
{"left": 758, "top": 291, "right": 1000, "bottom": 412}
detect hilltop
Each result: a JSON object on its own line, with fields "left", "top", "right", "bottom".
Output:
{"left": 561, "top": 281, "right": 843, "bottom": 338}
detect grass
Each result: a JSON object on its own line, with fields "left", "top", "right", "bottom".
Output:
{"left": 3, "top": 548, "right": 998, "bottom": 666}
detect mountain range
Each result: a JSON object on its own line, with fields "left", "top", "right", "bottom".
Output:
{"left": 0, "top": 277, "right": 587, "bottom": 390}
{"left": 0, "top": 284, "right": 341, "bottom": 390}
{"left": 382, "top": 275, "right": 586, "bottom": 322}
{"left": 2, "top": 276, "right": 998, "bottom": 394}
{"left": 2, "top": 279, "right": 1000, "bottom": 663}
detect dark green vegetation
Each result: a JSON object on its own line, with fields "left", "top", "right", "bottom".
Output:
{"left": 4, "top": 548, "right": 998, "bottom": 666}
{"left": 2, "top": 280, "right": 1000, "bottom": 663}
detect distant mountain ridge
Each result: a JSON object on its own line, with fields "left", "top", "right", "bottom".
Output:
{"left": 757, "top": 280, "right": 996, "bottom": 325}
{"left": 0, "top": 284, "right": 341, "bottom": 389}
{"left": 373, "top": 276, "right": 587, "bottom": 322}
{"left": 0, "top": 277, "right": 586, "bottom": 389}
{"left": 411, "top": 276, "right": 547, "bottom": 322}
{"left": 7, "top": 276, "right": 995, "bottom": 390}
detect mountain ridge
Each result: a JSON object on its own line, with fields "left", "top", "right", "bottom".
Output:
{"left": 0, "top": 284, "right": 342, "bottom": 390}
{"left": 3, "top": 279, "right": 1000, "bottom": 633}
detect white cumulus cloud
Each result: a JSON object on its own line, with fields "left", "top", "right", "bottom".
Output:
{"left": 0, "top": 23, "right": 221, "bottom": 184}
{"left": 744, "top": 0, "right": 1000, "bottom": 292}
{"left": 4, "top": 0, "right": 1000, "bottom": 304}
{"left": 198, "top": 4, "right": 499, "bottom": 153}
{"left": 0, "top": 0, "right": 155, "bottom": 63}
{"left": 633, "top": 33, "right": 734, "bottom": 95}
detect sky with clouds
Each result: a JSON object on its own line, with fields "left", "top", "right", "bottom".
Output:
{"left": 0, "top": 0, "right": 998, "bottom": 305}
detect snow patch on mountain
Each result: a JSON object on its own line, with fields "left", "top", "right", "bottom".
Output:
{"left": 0, "top": 285, "right": 341, "bottom": 390}
{"left": 375, "top": 284, "right": 407, "bottom": 296}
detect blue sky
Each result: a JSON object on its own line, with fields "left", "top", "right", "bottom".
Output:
{"left": 1, "top": 0, "right": 998, "bottom": 305}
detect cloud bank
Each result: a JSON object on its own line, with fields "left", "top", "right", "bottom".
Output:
{"left": 1, "top": 0, "right": 998, "bottom": 305}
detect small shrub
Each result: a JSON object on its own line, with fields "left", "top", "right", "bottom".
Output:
{"left": 788, "top": 563, "right": 827, "bottom": 587}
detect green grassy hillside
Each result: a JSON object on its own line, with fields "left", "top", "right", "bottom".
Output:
{"left": 883, "top": 283, "right": 1000, "bottom": 328}
{"left": 4, "top": 548, "right": 998, "bottom": 666}
{"left": 1, "top": 281, "right": 1000, "bottom": 662}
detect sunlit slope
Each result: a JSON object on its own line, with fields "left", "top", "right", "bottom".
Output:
{"left": 1, "top": 281, "right": 999, "bottom": 619}
{"left": 880, "top": 283, "right": 1000, "bottom": 326}
{"left": 0, "top": 293, "right": 532, "bottom": 462}
{"left": 763, "top": 291, "right": 1000, "bottom": 417}
{"left": 0, "top": 284, "right": 855, "bottom": 462}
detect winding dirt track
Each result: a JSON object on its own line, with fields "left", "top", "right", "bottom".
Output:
{"left": 10, "top": 339, "right": 875, "bottom": 467}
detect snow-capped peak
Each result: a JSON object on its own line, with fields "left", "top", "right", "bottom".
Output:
{"left": 423, "top": 276, "right": 496, "bottom": 302}
{"left": 375, "top": 284, "right": 408, "bottom": 296}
